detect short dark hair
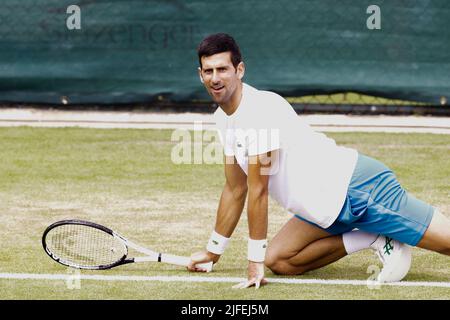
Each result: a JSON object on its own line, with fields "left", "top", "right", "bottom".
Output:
{"left": 197, "top": 33, "right": 242, "bottom": 69}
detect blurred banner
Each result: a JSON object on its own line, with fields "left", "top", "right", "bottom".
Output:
{"left": 0, "top": 0, "right": 449, "bottom": 105}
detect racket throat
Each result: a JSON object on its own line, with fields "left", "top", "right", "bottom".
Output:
{"left": 122, "top": 258, "right": 136, "bottom": 265}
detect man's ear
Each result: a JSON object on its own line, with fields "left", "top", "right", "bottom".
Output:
{"left": 198, "top": 67, "right": 204, "bottom": 83}
{"left": 236, "top": 62, "right": 245, "bottom": 80}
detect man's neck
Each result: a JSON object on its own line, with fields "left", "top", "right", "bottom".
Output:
{"left": 220, "top": 82, "right": 243, "bottom": 116}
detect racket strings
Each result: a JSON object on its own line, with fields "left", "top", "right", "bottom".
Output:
{"left": 46, "top": 224, "right": 127, "bottom": 268}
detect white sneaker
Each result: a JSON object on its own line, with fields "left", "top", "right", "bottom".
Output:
{"left": 370, "top": 235, "right": 412, "bottom": 283}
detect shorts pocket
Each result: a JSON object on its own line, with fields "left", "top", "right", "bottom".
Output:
{"left": 346, "top": 188, "right": 371, "bottom": 221}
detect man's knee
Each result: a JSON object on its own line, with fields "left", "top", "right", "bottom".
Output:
{"left": 418, "top": 209, "right": 450, "bottom": 256}
{"left": 265, "top": 250, "right": 284, "bottom": 274}
{"left": 264, "top": 253, "right": 305, "bottom": 275}
{"left": 264, "top": 256, "right": 283, "bottom": 274}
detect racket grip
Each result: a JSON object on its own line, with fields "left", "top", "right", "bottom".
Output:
{"left": 196, "top": 261, "right": 213, "bottom": 272}
{"left": 161, "top": 254, "right": 213, "bottom": 272}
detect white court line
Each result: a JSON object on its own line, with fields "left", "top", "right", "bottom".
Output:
{"left": 1, "top": 273, "right": 449, "bottom": 288}
{"left": 1, "top": 109, "right": 449, "bottom": 133}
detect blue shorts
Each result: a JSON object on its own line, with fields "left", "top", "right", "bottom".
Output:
{"left": 295, "top": 153, "right": 434, "bottom": 246}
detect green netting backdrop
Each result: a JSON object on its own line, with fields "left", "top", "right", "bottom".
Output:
{"left": 0, "top": 0, "right": 449, "bottom": 104}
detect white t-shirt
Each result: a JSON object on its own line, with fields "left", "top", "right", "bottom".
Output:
{"left": 214, "top": 83, "right": 358, "bottom": 228}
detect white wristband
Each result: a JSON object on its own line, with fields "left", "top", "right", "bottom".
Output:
{"left": 247, "top": 238, "right": 268, "bottom": 262}
{"left": 206, "top": 230, "right": 230, "bottom": 255}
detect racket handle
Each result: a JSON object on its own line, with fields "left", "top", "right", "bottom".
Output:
{"left": 195, "top": 261, "right": 213, "bottom": 272}
{"left": 161, "top": 254, "right": 213, "bottom": 272}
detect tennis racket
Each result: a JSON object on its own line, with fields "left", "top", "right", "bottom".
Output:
{"left": 42, "top": 219, "right": 213, "bottom": 271}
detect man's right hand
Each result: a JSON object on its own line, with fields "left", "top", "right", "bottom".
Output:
{"left": 187, "top": 250, "right": 220, "bottom": 272}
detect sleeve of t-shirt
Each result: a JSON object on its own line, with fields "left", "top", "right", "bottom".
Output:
{"left": 246, "top": 95, "right": 284, "bottom": 156}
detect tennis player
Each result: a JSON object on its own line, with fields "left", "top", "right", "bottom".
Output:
{"left": 188, "top": 33, "right": 450, "bottom": 289}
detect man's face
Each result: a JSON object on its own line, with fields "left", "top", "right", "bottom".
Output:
{"left": 198, "top": 52, "right": 244, "bottom": 106}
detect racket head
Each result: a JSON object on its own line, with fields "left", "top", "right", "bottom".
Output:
{"left": 42, "top": 219, "right": 129, "bottom": 270}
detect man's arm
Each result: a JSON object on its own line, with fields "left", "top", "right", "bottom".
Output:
{"left": 188, "top": 155, "right": 247, "bottom": 270}
{"left": 215, "top": 156, "right": 248, "bottom": 237}
{"left": 247, "top": 152, "right": 271, "bottom": 240}
{"left": 233, "top": 150, "right": 273, "bottom": 288}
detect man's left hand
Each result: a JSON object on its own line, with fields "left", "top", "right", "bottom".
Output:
{"left": 232, "top": 261, "right": 268, "bottom": 289}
